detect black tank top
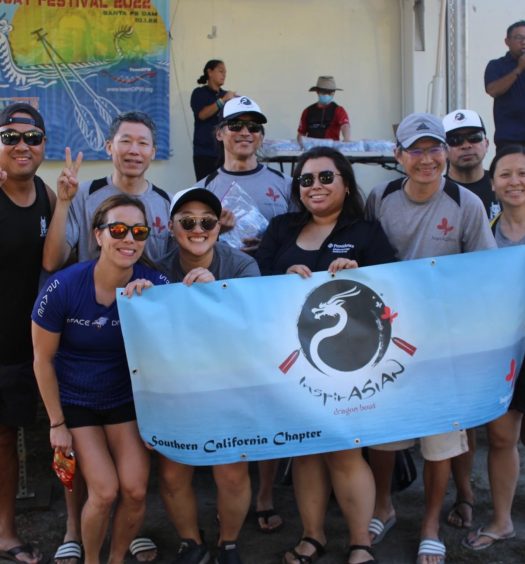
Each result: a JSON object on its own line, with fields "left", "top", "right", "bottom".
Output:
{"left": 0, "top": 176, "right": 52, "bottom": 364}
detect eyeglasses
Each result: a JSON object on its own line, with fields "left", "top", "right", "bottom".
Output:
{"left": 97, "top": 222, "right": 151, "bottom": 241}
{"left": 225, "top": 120, "right": 263, "bottom": 133}
{"left": 297, "top": 170, "right": 342, "bottom": 188}
{"left": 510, "top": 34, "right": 525, "bottom": 42}
{"left": 446, "top": 132, "right": 485, "bottom": 147}
{"left": 177, "top": 216, "right": 219, "bottom": 231}
{"left": 0, "top": 129, "right": 45, "bottom": 146}
{"left": 401, "top": 144, "right": 446, "bottom": 158}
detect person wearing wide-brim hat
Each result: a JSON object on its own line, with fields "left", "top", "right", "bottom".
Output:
{"left": 297, "top": 75, "right": 351, "bottom": 144}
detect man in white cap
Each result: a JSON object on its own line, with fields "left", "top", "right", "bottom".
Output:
{"left": 196, "top": 95, "right": 293, "bottom": 253}
{"left": 443, "top": 109, "right": 500, "bottom": 220}
{"left": 297, "top": 76, "right": 350, "bottom": 144}
{"left": 365, "top": 112, "right": 496, "bottom": 564}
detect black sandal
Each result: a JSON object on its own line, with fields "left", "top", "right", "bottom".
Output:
{"left": 347, "top": 544, "right": 376, "bottom": 564}
{"left": 282, "top": 536, "right": 326, "bottom": 563}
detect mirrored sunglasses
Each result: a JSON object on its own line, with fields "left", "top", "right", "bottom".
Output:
{"left": 0, "top": 129, "right": 45, "bottom": 146}
{"left": 446, "top": 132, "right": 484, "bottom": 147}
{"left": 225, "top": 120, "right": 263, "bottom": 133}
{"left": 178, "top": 217, "right": 219, "bottom": 231}
{"left": 297, "top": 170, "right": 341, "bottom": 188}
{"left": 98, "top": 222, "right": 150, "bottom": 241}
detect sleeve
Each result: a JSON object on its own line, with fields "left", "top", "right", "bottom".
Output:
{"left": 484, "top": 59, "right": 505, "bottom": 87}
{"left": 256, "top": 217, "right": 284, "bottom": 275}
{"left": 364, "top": 187, "right": 381, "bottom": 221}
{"left": 335, "top": 105, "right": 350, "bottom": 126}
{"left": 31, "top": 274, "right": 67, "bottom": 333}
{"left": 359, "top": 221, "right": 398, "bottom": 266}
{"left": 460, "top": 192, "right": 498, "bottom": 252}
{"left": 65, "top": 199, "right": 81, "bottom": 251}
{"left": 297, "top": 107, "right": 309, "bottom": 135}
{"left": 283, "top": 176, "right": 297, "bottom": 212}
{"left": 190, "top": 87, "right": 208, "bottom": 118}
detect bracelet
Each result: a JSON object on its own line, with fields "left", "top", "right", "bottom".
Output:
{"left": 50, "top": 420, "right": 65, "bottom": 429}
{"left": 216, "top": 98, "right": 224, "bottom": 110}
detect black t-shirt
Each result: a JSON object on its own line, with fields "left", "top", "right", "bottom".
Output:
{"left": 446, "top": 171, "right": 501, "bottom": 220}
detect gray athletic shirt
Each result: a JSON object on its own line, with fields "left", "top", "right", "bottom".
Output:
{"left": 66, "top": 176, "right": 171, "bottom": 262}
{"left": 365, "top": 177, "right": 497, "bottom": 260}
{"left": 156, "top": 241, "right": 260, "bottom": 281}
{"left": 194, "top": 165, "right": 294, "bottom": 222}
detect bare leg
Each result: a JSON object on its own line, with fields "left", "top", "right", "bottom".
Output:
{"left": 0, "top": 425, "right": 41, "bottom": 564}
{"left": 106, "top": 422, "right": 150, "bottom": 564}
{"left": 447, "top": 428, "right": 476, "bottom": 528}
{"left": 71, "top": 426, "right": 119, "bottom": 564}
{"left": 256, "top": 459, "right": 283, "bottom": 531}
{"left": 158, "top": 457, "right": 202, "bottom": 542}
{"left": 419, "top": 459, "right": 451, "bottom": 564}
{"left": 368, "top": 448, "right": 396, "bottom": 540}
{"left": 465, "top": 410, "right": 522, "bottom": 548}
{"left": 325, "top": 449, "right": 374, "bottom": 564}
{"left": 283, "top": 455, "right": 329, "bottom": 563}
{"left": 213, "top": 462, "right": 250, "bottom": 543}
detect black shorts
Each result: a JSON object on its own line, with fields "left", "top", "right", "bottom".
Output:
{"left": 62, "top": 401, "right": 136, "bottom": 428}
{"left": 510, "top": 358, "right": 525, "bottom": 414}
{"left": 0, "top": 360, "right": 39, "bottom": 427}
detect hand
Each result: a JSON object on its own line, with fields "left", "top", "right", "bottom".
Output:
{"left": 0, "top": 167, "right": 7, "bottom": 185}
{"left": 219, "top": 208, "right": 235, "bottom": 233}
{"left": 223, "top": 91, "right": 236, "bottom": 102}
{"left": 183, "top": 267, "right": 215, "bottom": 285}
{"left": 328, "top": 258, "right": 359, "bottom": 274}
{"left": 50, "top": 425, "right": 73, "bottom": 456}
{"left": 517, "top": 53, "right": 525, "bottom": 73}
{"left": 241, "top": 236, "right": 261, "bottom": 254}
{"left": 57, "top": 147, "right": 83, "bottom": 202}
{"left": 121, "top": 278, "right": 154, "bottom": 297}
{"left": 286, "top": 264, "right": 312, "bottom": 278}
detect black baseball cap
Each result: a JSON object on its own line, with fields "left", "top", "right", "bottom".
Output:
{"left": 0, "top": 102, "right": 46, "bottom": 133}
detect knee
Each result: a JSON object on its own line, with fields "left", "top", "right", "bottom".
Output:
{"left": 120, "top": 482, "right": 147, "bottom": 505}
{"left": 88, "top": 485, "right": 119, "bottom": 511}
{"left": 159, "top": 461, "right": 193, "bottom": 495}
{"left": 215, "top": 464, "right": 250, "bottom": 494}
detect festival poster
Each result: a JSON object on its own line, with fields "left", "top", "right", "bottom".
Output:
{"left": 0, "top": 0, "right": 169, "bottom": 159}
{"left": 116, "top": 247, "right": 525, "bottom": 465}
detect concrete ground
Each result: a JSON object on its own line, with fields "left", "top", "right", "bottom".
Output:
{"left": 9, "top": 408, "right": 525, "bottom": 564}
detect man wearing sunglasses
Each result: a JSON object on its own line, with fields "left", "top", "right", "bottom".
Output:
{"left": 195, "top": 96, "right": 293, "bottom": 254}
{"left": 365, "top": 112, "right": 496, "bottom": 564}
{"left": 43, "top": 111, "right": 171, "bottom": 273}
{"left": 0, "top": 102, "right": 55, "bottom": 564}
{"left": 443, "top": 109, "right": 501, "bottom": 220}
{"left": 485, "top": 20, "right": 525, "bottom": 151}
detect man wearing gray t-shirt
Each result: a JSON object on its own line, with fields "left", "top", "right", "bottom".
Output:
{"left": 365, "top": 112, "right": 496, "bottom": 564}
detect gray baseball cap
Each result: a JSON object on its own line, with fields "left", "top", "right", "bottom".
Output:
{"left": 396, "top": 112, "right": 446, "bottom": 148}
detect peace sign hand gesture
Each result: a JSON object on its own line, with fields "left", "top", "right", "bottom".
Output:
{"left": 57, "top": 147, "right": 83, "bottom": 202}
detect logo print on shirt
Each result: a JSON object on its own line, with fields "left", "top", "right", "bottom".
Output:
{"left": 437, "top": 218, "right": 454, "bottom": 236}
{"left": 92, "top": 317, "right": 109, "bottom": 329}
{"left": 266, "top": 187, "right": 280, "bottom": 202}
{"left": 40, "top": 216, "right": 48, "bottom": 237}
{"left": 152, "top": 216, "right": 166, "bottom": 233}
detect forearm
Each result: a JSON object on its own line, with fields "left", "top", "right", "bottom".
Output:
{"left": 198, "top": 100, "right": 223, "bottom": 121}
{"left": 33, "top": 356, "right": 64, "bottom": 426}
{"left": 43, "top": 198, "right": 73, "bottom": 271}
{"left": 486, "top": 68, "right": 522, "bottom": 98}
{"left": 341, "top": 123, "right": 351, "bottom": 141}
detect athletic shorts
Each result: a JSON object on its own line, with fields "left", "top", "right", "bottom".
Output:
{"left": 371, "top": 429, "right": 468, "bottom": 461}
{"left": 0, "top": 360, "right": 39, "bottom": 427}
{"left": 62, "top": 401, "right": 136, "bottom": 428}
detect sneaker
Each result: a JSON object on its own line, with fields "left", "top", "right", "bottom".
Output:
{"left": 174, "top": 539, "right": 211, "bottom": 564}
{"left": 215, "top": 542, "right": 242, "bottom": 564}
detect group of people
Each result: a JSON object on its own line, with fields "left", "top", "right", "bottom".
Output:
{"left": 0, "top": 17, "right": 524, "bottom": 564}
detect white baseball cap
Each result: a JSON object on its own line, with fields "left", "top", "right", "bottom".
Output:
{"left": 443, "top": 109, "right": 486, "bottom": 134}
{"left": 221, "top": 96, "right": 267, "bottom": 123}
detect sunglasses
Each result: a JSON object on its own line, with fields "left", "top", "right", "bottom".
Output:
{"left": 446, "top": 132, "right": 485, "bottom": 147}
{"left": 297, "top": 170, "right": 342, "bottom": 188}
{"left": 178, "top": 216, "right": 219, "bottom": 231}
{"left": 0, "top": 129, "right": 45, "bottom": 146}
{"left": 98, "top": 222, "right": 151, "bottom": 241}
{"left": 225, "top": 120, "right": 263, "bottom": 133}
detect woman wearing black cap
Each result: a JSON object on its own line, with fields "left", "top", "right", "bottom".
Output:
{"left": 191, "top": 60, "right": 236, "bottom": 181}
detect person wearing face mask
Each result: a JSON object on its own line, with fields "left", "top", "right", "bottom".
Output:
{"left": 297, "top": 76, "right": 351, "bottom": 145}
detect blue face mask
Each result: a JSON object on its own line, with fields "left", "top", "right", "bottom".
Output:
{"left": 318, "top": 94, "right": 334, "bottom": 105}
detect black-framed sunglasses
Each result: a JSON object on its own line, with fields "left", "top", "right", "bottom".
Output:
{"left": 297, "top": 170, "right": 342, "bottom": 188}
{"left": 178, "top": 217, "right": 219, "bottom": 231}
{"left": 446, "top": 132, "right": 485, "bottom": 147}
{"left": 225, "top": 120, "right": 263, "bottom": 133}
{"left": 0, "top": 129, "right": 45, "bottom": 146}
{"left": 98, "top": 222, "right": 151, "bottom": 241}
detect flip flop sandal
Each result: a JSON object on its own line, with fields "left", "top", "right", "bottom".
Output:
{"left": 54, "top": 541, "right": 82, "bottom": 563}
{"left": 368, "top": 515, "right": 397, "bottom": 545}
{"left": 256, "top": 508, "right": 283, "bottom": 533}
{"left": 461, "top": 527, "right": 516, "bottom": 551}
{"left": 0, "top": 544, "right": 43, "bottom": 564}
{"left": 446, "top": 500, "right": 473, "bottom": 529}
{"left": 129, "top": 538, "right": 158, "bottom": 562}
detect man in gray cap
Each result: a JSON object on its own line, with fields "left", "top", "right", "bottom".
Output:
{"left": 443, "top": 109, "right": 500, "bottom": 220}
{"left": 297, "top": 76, "right": 350, "bottom": 143}
{"left": 0, "top": 102, "right": 55, "bottom": 564}
{"left": 365, "top": 112, "right": 496, "bottom": 564}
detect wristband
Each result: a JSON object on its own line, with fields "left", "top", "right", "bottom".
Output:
{"left": 50, "top": 420, "right": 65, "bottom": 429}
{"left": 216, "top": 98, "right": 224, "bottom": 110}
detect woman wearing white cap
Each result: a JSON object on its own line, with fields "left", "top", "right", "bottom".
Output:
{"left": 297, "top": 76, "right": 351, "bottom": 145}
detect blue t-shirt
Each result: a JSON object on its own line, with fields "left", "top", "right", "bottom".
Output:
{"left": 32, "top": 260, "right": 169, "bottom": 410}
{"left": 191, "top": 85, "right": 225, "bottom": 157}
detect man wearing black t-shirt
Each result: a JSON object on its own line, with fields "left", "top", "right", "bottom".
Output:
{"left": 0, "top": 103, "right": 55, "bottom": 564}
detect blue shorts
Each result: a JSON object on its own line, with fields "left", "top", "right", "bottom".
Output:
{"left": 62, "top": 401, "right": 136, "bottom": 428}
